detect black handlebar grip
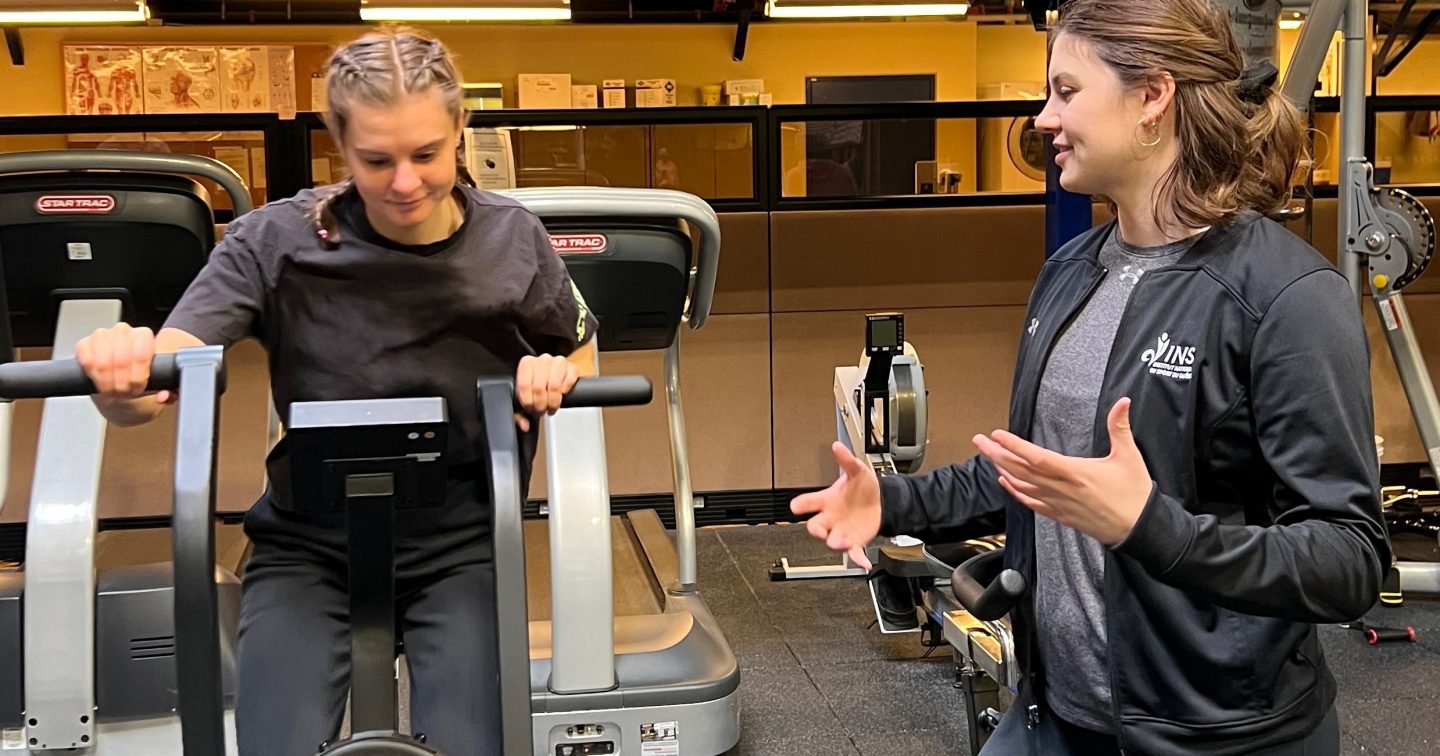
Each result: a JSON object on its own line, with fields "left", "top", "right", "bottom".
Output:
{"left": 560, "top": 376, "right": 654, "bottom": 408}
{"left": 0, "top": 355, "right": 180, "bottom": 400}
{"left": 950, "top": 550, "right": 1027, "bottom": 622}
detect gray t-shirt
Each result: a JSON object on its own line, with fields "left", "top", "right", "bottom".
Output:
{"left": 1033, "top": 229, "right": 1198, "bottom": 732}
{"left": 165, "top": 184, "right": 597, "bottom": 519}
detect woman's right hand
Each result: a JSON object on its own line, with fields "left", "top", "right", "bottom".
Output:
{"left": 789, "top": 442, "right": 883, "bottom": 570}
{"left": 74, "top": 323, "right": 172, "bottom": 403}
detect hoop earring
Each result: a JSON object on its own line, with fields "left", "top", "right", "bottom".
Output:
{"left": 1136, "top": 115, "right": 1162, "bottom": 148}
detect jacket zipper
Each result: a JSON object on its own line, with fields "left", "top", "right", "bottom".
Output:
{"left": 1097, "top": 270, "right": 1156, "bottom": 756}
{"left": 1024, "top": 261, "right": 1107, "bottom": 732}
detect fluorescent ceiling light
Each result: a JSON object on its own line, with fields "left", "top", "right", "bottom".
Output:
{"left": 361, "top": 1, "right": 571, "bottom": 22}
{"left": 768, "top": 1, "right": 968, "bottom": 19}
{"left": 1279, "top": 11, "right": 1303, "bottom": 30}
{"left": 0, "top": 1, "right": 148, "bottom": 24}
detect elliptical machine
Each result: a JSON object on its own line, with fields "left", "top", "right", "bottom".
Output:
{"left": 0, "top": 150, "right": 252, "bottom": 755}
{"left": 0, "top": 348, "right": 232, "bottom": 754}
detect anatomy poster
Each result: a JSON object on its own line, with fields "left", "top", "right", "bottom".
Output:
{"left": 143, "top": 46, "right": 221, "bottom": 114}
{"left": 267, "top": 46, "right": 298, "bottom": 119}
{"left": 63, "top": 46, "right": 144, "bottom": 116}
{"left": 219, "top": 47, "right": 270, "bottom": 113}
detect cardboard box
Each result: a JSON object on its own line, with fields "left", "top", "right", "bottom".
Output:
{"left": 635, "top": 78, "right": 676, "bottom": 108}
{"left": 571, "top": 84, "right": 598, "bottom": 109}
{"left": 602, "top": 79, "right": 626, "bottom": 108}
{"left": 463, "top": 82, "right": 504, "bottom": 110}
{"left": 518, "top": 73, "right": 573, "bottom": 109}
{"left": 977, "top": 82, "right": 1044, "bottom": 101}
{"left": 724, "top": 78, "right": 765, "bottom": 96}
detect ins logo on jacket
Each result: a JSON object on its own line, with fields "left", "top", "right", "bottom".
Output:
{"left": 1141, "top": 332, "right": 1196, "bottom": 381}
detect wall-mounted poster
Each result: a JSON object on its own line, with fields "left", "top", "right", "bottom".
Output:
{"left": 63, "top": 46, "right": 144, "bottom": 116}
{"left": 268, "top": 46, "right": 298, "bottom": 119}
{"left": 143, "top": 46, "right": 221, "bottom": 114}
{"left": 219, "top": 47, "right": 270, "bottom": 113}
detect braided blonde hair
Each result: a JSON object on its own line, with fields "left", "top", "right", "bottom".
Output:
{"left": 311, "top": 26, "right": 469, "bottom": 247}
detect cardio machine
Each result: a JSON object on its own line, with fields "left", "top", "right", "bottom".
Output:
{"left": 241, "top": 187, "right": 738, "bottom": 756}
{"left": 769, "top": 313, "right": 929, "bottom": 582}
{"left": 815, "top": 312, "right": 1020, "bottom": 752}
{"left": 494, "top": 187, "right": 740, "bottom": 756}
{"left": 0, "top": 150, "right": 251, "bottom": 754}
{"left": 283, "top": 376, "right": 653, "bottom": 756}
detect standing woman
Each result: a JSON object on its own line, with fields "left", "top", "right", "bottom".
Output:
{"left": 792, "top": 1, "right": 1390, "bottom": 753}
{"left": 75, "top": 27, "right": 598, "bottom": 756}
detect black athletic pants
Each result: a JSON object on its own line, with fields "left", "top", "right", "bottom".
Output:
{"left": 233, "top": 491, "right": 500, "bottom": 756}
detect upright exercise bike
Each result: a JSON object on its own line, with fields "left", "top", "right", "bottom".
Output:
{"left": 280, "top": 375, "right": 653, "bottom": 756}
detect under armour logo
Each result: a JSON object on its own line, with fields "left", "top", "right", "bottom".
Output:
{"left": 1118, "top": 265, "right": 1142, "bottom": 285}
{"left": 1028, "top": 318, "right": 1039, "bottom": 336}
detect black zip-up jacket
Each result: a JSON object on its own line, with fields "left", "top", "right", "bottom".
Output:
{"left": 878, "top": 212, "right": 1391, "bottom": 754}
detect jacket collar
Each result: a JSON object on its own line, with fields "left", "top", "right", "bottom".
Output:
{"left": 1055, "top": 209, "right": 1264, "bottom": 271}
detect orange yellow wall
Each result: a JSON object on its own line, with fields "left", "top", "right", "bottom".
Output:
{"left": 3, "top": 19, "right": 1435, "bottom": 196}
{"left": 3, "top": 19, "right": 1436, "bottom": 119}
{"left": 0, "top": 20, "right": 1002, "bottom": 117}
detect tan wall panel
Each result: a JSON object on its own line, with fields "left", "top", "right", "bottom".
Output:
{"left": 771, "top": 206, "right": 1046, "bottom": 312}
{"left": 773, "top": 307, "right": 1024, "bottom": 490}
{"left": 712, "top": 213, "right": 770, "bottom": 315}
{"left": 529, "top": 313, "right": 772, "bottom": 499}
{"left": 2, "top": 339, "right": 272, "bottom": 523}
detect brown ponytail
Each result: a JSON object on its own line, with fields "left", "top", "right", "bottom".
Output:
{"left": 1054, "top": 0, "right": 1308, "bottom": 229}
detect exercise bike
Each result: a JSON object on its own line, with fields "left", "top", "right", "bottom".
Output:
{"left": 281, "top": 375, "right": 654, "bottom": 755}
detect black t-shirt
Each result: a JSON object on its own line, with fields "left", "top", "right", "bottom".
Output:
{"left": 165, "top": 184, "right": 597, "bottom": 526}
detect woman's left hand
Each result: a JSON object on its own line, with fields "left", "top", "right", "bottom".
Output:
{"left": 973, "top": 398, "right": 1153, "bottom": 545}
{"left": 515, "top": 354, "right": 579, "bottom": 432}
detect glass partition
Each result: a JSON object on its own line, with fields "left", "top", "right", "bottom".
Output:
{"left": 1375, "top": 110, "right": 1440, "bottom": 187}
{"left": 774, "top": 102, "right": 1046, "bottom": 203}
{"left": 64, "top": 130, "right": 267, "bottom": 211}
{"left": 2, "top": 97, "right": 1434, "bottom": 216}
{"left": 0, "top": 119, "right": 275, "bottom": 213}
{"left": 307, "top": 119, "right": 757, "bottom": 202}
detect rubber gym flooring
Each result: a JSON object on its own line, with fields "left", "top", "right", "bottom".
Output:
{"left": 706, "top": 523, "right": 1440, "bottom": 755}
